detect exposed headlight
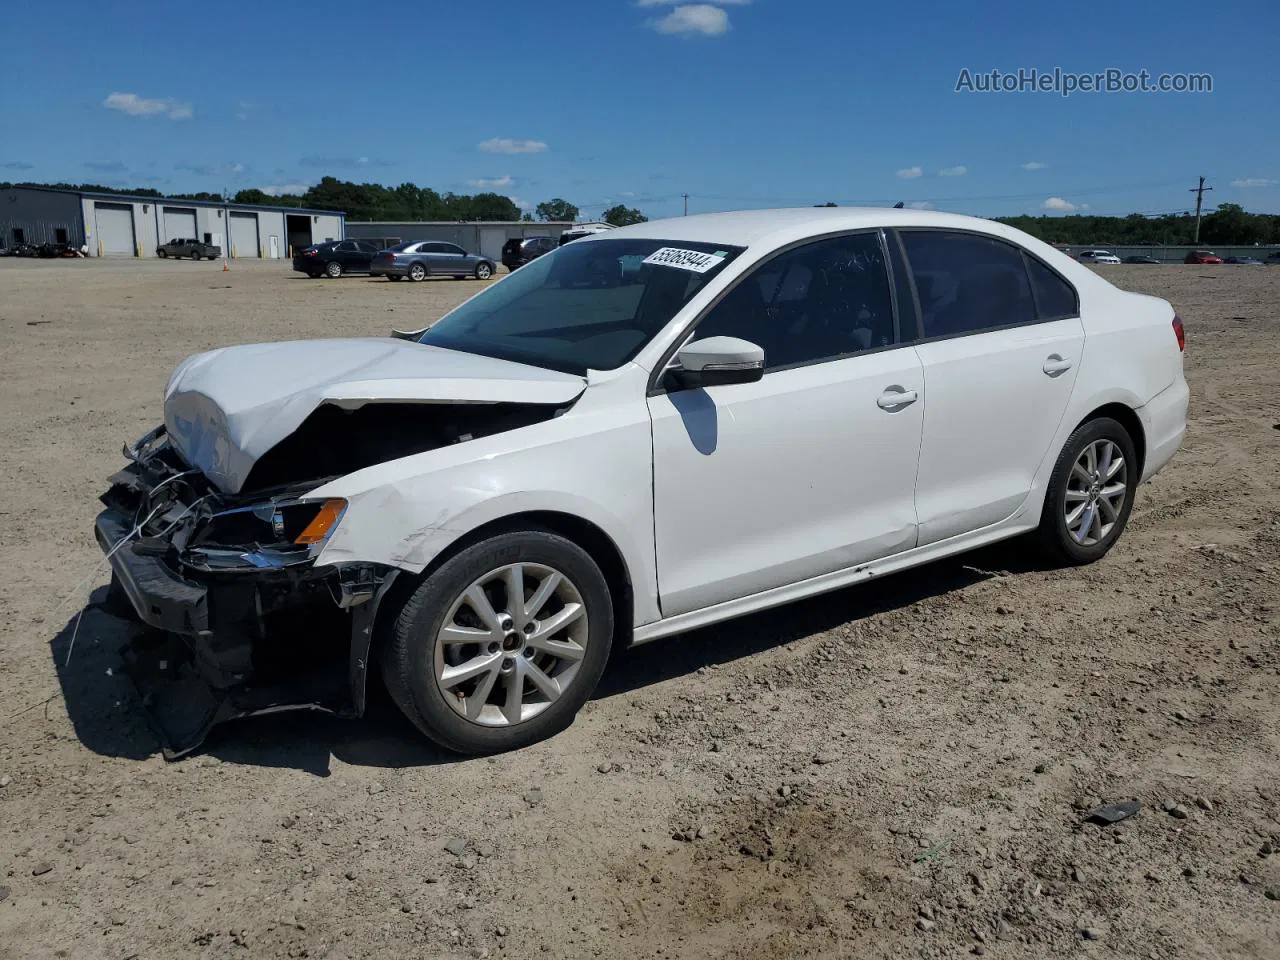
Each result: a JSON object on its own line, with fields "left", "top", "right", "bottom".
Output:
{"left": 186, "top": 498, "right": 347, "bottom": 570}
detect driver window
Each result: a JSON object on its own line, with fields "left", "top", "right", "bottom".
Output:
{"left": 691, "top": 232, "right": 896, "bottom": 371}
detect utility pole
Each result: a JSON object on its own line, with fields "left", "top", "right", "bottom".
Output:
{"left": 682, "top": 193, "right": 689, "bottom": 216}
{"left": 1189, "top": 176, "right": 1212, "bottom": 243}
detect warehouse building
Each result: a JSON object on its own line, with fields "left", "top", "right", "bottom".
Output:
{"left": 344, "top": 221, "right": 575, "bottom": 261}
{"left": 0, "top": 186, "right": 345, "bottom": 258}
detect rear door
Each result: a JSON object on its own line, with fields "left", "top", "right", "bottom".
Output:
{"left": 894, "top": 229, "right": 1085, "bottom": 545}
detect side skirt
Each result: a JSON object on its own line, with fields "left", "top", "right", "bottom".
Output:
{"left": 631, "top": 518, "right": 1037, "bottom": 646}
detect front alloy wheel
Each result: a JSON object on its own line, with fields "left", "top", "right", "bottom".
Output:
{"left": 475, "top": 262, "right": 493, "bottom": 280}
{"left": 382, "top": 530, "right": 613, "bottom": 754}
{"left": 435, "top": 563, "right": 589, "bottom": 726}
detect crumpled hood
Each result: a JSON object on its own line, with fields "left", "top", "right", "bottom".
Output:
{"left": 163, "top": 337, "right": 586, "bottom": 494}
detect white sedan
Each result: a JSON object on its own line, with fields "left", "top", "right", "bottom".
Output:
{"left": 95, "top": 208, "right": 1188, "bottom": 757}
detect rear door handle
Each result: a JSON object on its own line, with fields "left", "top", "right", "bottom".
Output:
{"left": 1043, "top": 354, "right": 1073, "bottom": 376}
{"left": 876, "top": 388, "right": 918, "bottom": 410}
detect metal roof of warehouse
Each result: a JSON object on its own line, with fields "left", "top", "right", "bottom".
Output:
{"left": 10, "top": 185, "right": 345, "bottom": 217}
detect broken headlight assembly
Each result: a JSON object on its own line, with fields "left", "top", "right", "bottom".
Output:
{"left": 183, "top": 497, "right": 347, "bottom": 571}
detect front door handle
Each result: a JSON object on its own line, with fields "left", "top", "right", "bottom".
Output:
{"left": 1043, "top": 354, "right": 1073, "bottom": 376}
{"left": 876, "top": 388, "right": 918, "bottom": 411}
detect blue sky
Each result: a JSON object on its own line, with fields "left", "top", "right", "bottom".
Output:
{"left": 2, "top": 0, "right": 1277, "bottom": 221}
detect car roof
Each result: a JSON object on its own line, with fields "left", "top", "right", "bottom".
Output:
{"left": 590, "top": 206, "right": 1059, "bottom": 251}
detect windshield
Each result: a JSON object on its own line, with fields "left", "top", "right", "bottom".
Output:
{"left": 418, "top": 238, "right": 745, "bottom": 374}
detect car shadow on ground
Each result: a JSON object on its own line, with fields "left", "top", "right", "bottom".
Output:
{"left": 48, "top": 543, "right": 1038, "bottom": 775}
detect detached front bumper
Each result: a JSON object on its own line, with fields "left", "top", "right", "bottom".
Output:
{"left": 94, "top": 449, "right": 398, "bottom": 759}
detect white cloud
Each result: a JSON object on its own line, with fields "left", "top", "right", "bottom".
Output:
{"left": 620, "top": 191, "right": 636, "bottom": 197}
{"left": 231, "top": 162, "right": 244, "bottom": 174}
{"left": 1043, "top": 196, "right": 1081, "bottom": 212}
{"left": 648, "top": 4, "right": 731, "bottom": 36}
{"left": 907, "top": 201, "right": 934, "bottom": 210}
{"left": 938, "top": 165, "right": 967, "bottom": 177}
{"left": 469, "top": 175, "right": 515, "bottom": 189}
{"left": 507, "top": 196, "right": 531, "bottom": 211}
{"left": 638, "top": 0, "right": 750, "bottom": 5}
{"left": 1231, "top": 177, "right": 1277, "bottom": 188}
{"left": 1021, "top": 161, "right": 1048, "bottom": 170}
{"left": 479, "top": 138, "right": 548, "bottom": 154}
{"left": 103, "top": 92, "right": 192, "bottom": 120}
{"left": 896, "top": 166, "right": 923, "bottom": 179}
{"left": 260, "top": 182, "right": 313, "bottom": 197}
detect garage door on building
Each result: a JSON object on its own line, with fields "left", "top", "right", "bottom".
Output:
{"left": 94, "top": 202, "right": 136, "bottom": 256}
{"left": 228, "top": 212, "right": 260, "bottom": 258}
{"left": 479, "top": 227, "right": 506, "bottom": 261}
{"left": 163, "top": 206, "right": 197, "bottom": 242}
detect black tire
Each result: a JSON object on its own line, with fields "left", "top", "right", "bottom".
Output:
{"left": 387, "top": 274, "right": 402, "bottom": 281}
{"left": 381, "top": 529, "right": 614, "bottom": 755}
{"left": 1035, "top": 416, "right": 1138, "bottom": 565}
{"left": 474, "top": 262, "right": 494, "bottom": 280}
{"left": 407, "top": 262, "right": 427, "bottom": 282}
{"left": 207, "top": 255, "right": 217, "bottom": 261}
{"left": 191, "top": 250, "right": 202, "bottom": 260}
{"left": 325, "top": 260, "right": 342, "bottom": 278}
{"left": 157, "top": 249, "right": 167, "bottom": 258}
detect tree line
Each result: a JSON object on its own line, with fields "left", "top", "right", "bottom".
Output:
{"left": 5, "top": 178, "right": 1275, "bottom": 242}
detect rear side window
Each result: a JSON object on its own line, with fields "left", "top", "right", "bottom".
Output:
{"left": 899, "top": 231, "right": 1036, "bottom": 339}
{"left": 1024, "top": 254, "right": 1079, "bottom": 320}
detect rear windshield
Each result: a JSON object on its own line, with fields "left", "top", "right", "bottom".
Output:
{"left": 419, "top": 238, "right": 745, "bottom": 375}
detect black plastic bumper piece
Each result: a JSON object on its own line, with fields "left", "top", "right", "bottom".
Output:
{"left": 94, "top": 509, "right": 209, "bottom": 636}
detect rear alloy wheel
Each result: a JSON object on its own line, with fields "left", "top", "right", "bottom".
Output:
{"left": 1036, "top": 416, "right": 1137, "bottom": 565}
{"left": 408, "top": 262, "right": 426, "bottom": 282}
{"left": 382, "top": 530, "right": 613, "bottom": 754}
{"left": 325, "top": 260, "right": 342, "bottom": 278}
{"left": 474, "top": 262, "right": 493, "bottom": 280}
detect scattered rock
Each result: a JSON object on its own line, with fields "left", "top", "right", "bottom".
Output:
{"left": 456, "top": 856, "right": 476, "bottom": 871}
{"left": 812, "top": 751, "right": 839, "bottom": 765}
{"left": 1162, "top": 800, "right": 1189, "bottom": 820}
{"left": 1071, "top": 865, "right": 1085, "bottom": 883}
{"left": 523, "top": 788, "right": 543, "bottom": 807}
{"left": 916, "top": 918, "right": 936, "bottom": 932}
{"left": 1082, "top": 927, "right": 1102, "bottom": 941}
{"left": 473, "top": 840, "right": 495, "bottom": 859}
{"left": 919, "top": 905, "right": 935, "bottom": 921}
{"left": 0, "top": 775, "right": 11, "bottom": 788}
{"left": 1034, "top": 763, "right": 1047, "bottom": 774}
{"left": 1265, "top": 888, "right": 1280, "bottom": 902}
{"left": 710, "top": 740, "right": 724, "bottom": 753}
{"left": 973, "top": 946, "right": 986, "bottom": 956}
{"left": 695, "top": 825, "right": 710, "bottom": 840}
{"left": 596, "top": 762, "right": 612, "bottom": 773}
{"left": 1194, "top": 796, "right": 1213, "bottom": 812}
{"left": 366, "top": 782, "right": 385, "bottom": 795}
{"left": 494, "top": 925, "right": 508, "bottom": 937}
{"left": 0, "top": 886, "right": 9, "bottom": 903}
{"left": 739, "top": 842, "right": 766, "bottom": 860}
{"left": 1173, "top": 709, "right": 1191, "bottom": 721}
{"left": 280, "top": 816, "right": 296, "bottom": 829}
{"left": 444, "top": 838, "right": 469, "bottom": 857}
{"left": 1074, "top": 796, "right": 1103, "bottom": 811}
{"left": 1183, "top": 867, "right": 1198, "bottom": 878}
{"left": 1259, "top": 841, "right": 1274, "bottom": 858}
{"left": 31, "top": 863, "right": 52, "bottom": 877}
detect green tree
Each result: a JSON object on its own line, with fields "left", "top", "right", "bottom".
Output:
{"left": 536, "top": 198, "right": 579, "bottom": 222}
{"left": 601, "top": 204, "right": 648, "bottom": 226}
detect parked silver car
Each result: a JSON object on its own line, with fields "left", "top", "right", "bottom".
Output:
{"left": 370, "top": 241, "right": 496, "bottom": 282}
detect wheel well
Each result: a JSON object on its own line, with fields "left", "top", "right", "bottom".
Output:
{"left": 373, "top": 511, "right": 635, "bottom": 657}
{"left": 1081, "top": 403, "right": 1146, "bottom": 477}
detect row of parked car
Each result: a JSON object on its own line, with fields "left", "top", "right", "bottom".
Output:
{"left": 291, "top": 224, "right": 616, "bottom": 281}
{"left": 1072, "top": 248, "right": 1280, "bottom": 265}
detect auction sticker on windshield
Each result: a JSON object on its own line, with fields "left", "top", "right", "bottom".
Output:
{"left": 642, "top": 247, "right": 727, "bottom": 273}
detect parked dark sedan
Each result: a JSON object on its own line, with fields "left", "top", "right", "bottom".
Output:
{"left": 1123, "top": 255, "right": 1162, "bottom": 264}
{"left": 370, "top": 241, "right": 495, "bottom": 281}
{"left": 501, "top": 235, "right": 556, "bottom": 272}
{"left": 292, "top": 239, "right": 384, "bottom": 278}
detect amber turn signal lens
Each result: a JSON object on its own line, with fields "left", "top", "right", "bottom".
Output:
{"left": 294, "top": 499, "right": 347, "bottom": 545}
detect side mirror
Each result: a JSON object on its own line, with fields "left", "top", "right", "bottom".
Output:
{"left": 667, "top": 336, "right": 765, "bottom": 390}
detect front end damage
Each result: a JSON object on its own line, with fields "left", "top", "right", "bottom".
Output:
{"left": 95, "top": 426, "right": 398, "bottom": 759}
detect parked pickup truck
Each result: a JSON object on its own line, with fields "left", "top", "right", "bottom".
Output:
{"left": 157, "top": 238, "right": 221, "bottom": 260}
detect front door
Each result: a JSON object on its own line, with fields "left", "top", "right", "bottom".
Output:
{"left": 895, "top": 229, "right": 1086, "bottom": 544}
{"left": 648, "top": 231, "right": 924, "bottom": 617}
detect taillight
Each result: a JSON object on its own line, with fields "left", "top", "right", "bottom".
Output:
{"left": 1172, "top": 314, "right": 1185, "bottom": 352}
{"left": 303, "top": 249, "right": 317, "bottom": 257}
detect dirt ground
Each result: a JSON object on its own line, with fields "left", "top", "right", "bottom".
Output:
{"left": 0, "top": 257, "right": 1277, "bottom": 960}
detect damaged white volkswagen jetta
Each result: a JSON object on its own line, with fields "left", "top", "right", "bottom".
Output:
{"left": 96, "top": 208, "right": 1188, "bottom": 757}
